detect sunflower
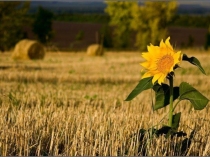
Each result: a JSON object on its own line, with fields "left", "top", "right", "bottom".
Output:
{"left": 140, "top": 37, "right": 182, "bottom": 85}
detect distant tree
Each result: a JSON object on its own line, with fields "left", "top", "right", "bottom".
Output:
{"left": 172, "top": 15, "right": 210, "bottom": 28}
{"left": 32, "top": 7, "right": 54, "bottom": 44}
{"left": 105, "top": 1, "right": 177, "bottom": 50}
{"left": 131, "top": 1, "right": 177, "bottom": 50}
{"left": 105, "top": 1, "right": 138, "bottom": 49}
{"left": 100, "top": 24, "right": 113, "bottom": 48}
{"left": 0, "top": 2, "right": 30, "bottom": 51}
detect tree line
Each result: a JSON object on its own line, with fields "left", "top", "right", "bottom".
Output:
{"left": 0, "top": 2, "right": 53, "bottom": 52}
{"left": 104, "top": 1, "right": 210, "bottom": 50}
{"left": 1, "top": 1, "right": 210, "bottom": 52}
{"left": 105, "top": 1, "right": 177, "bottom": 50}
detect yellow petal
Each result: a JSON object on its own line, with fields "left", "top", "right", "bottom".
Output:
{"left": 173, "top": 51, "right": 182, "bottom": 63}
{"left": 147, "top": 45, "right": 152, "bottom": 52}
{"left": 142, "top": 52, "right": 151, "bottom": 61}
{"left": 148, "top": 44, "right": 157, "bottom": 52}
{"left": 150, "top": 46, "right": 161, "bottom": 59}
{"left": 176, "top": 51, "right": 182, "bottom": 61}
{"left": 141, "top": 71, "right": 153, "bottom": 79}
{"left": 158, "top": 74, "right": 166, "bottom": 85}
{"left": 152, "top": 73, "right": 162, "bottom": 84}
{"left": 165, "top": 37, "right": 173, "bottom": 50}
{"left": 169, "top": 66, "right": 174, "bottom": 72}
{"left": 159, "top": 39, "right": 166, "bottom": 48}
{"left": 140, "top": 62, "right": 151, "bottom": 68}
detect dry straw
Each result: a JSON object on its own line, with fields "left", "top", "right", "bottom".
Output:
{"left": 12, "top": 39, "right": 45, "bottom": 60}
{"left": 87, "top": 44, "right": 104, "bottom": 56}
{"left": 1, "top": 52, "right": 209, "bottom": 156}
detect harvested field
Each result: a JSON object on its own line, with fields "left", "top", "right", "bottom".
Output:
{"left": 0, "top": 50, "right": 210, "bottom": 156}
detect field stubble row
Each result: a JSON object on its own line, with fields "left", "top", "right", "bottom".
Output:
{"left": 0, "top": 51, "right": 210, "bottom": 155}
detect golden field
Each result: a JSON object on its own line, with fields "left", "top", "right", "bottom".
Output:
{"left": 0, "top": 50, "right": 210, "bottom": 156}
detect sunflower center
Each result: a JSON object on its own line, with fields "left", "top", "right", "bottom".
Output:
{"left": 157, "top": 55, "right": 174, "bottom": 73}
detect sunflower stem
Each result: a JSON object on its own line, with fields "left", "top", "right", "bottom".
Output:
{"left": 169, "top": 76, "right": 173, "bottom": 127}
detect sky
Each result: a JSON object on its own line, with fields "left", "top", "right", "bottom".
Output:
{"left": 2, "top": 0, "right": 210, "bottom": 6}
{"left": 1, "top": 0, "right": 210, "bottom": 2}
{"left": 35, "top": 0, "right": 210, "bottom": 6}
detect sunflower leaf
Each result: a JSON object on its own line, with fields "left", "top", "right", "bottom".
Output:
{"left": 182, "top": 54, "right": 206, "bottom": 75}
{"left": 153, "top": 84, "right": 179, "bottom": 110}
{"left": 179, "top": 82, "right": 209, "bottom": 110}
{"left": 164, "top": 113, "right": 181, "bottom": 138}
{"left": 125, "top": 77, "right": 153, "bottom": 101}
{"left": 171, "top": 112, "right": 181, "bottom": 130}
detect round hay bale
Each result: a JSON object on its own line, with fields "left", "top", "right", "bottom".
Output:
{"left": 87, "top": 44, "right": 104, "bottom": 56}
{"left": 12, "top": 39, "right": 45, "bottom": 60}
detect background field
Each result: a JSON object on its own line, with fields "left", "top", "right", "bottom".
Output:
{"left": 0, "top": 50, "right": 210, "bottom": 156}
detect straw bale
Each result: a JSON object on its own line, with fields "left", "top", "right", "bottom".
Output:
{"left": 87, "top": 44, "right": 104, "bottom": 56}
{"left": 12, "top": 39, "right": 45, "bottom": 60}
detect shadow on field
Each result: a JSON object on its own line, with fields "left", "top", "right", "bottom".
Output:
{"left": 125, "top": 126, "right": 197, "bottom": 156}
{"left": 0, "top": 65, "right": 54, "bottom": 71}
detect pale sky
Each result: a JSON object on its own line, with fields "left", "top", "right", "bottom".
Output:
{"left": 2, "top": 0, "right": 210, "bottom": 6}
{"left": 2, "top": 0, "right": 210, "bottom": 2}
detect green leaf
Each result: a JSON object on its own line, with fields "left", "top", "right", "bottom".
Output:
{"left": 172, "top": 112, "right": 181, "bottom": 130}
{"left": 182, "top": 54, "right": 206, "bottom": 75}
{"left": 179, "top": 82, "right": 209, "bottom": 110}
{"left": 125, "top": 77, "right": 153, "bottom": 101}
{"left": 153, "top": 84, "right": 179, "bottom": 110}
{"left": 157, "top": 113, "right": 181, "bottom": 138}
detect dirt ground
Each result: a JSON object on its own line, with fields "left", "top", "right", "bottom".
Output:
{"left": 24, "top": 21, "right": 208, "bottom": 50}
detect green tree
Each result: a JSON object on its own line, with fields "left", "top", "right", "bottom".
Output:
{"left": 105, "top": 1, "right": 138, "bottom": 49}
{"left": 32, "top": 7, "right": 54, "bottom": 44}
{"left": 0, "top": 2, "right": 30, "bottom": 51}
{"left": 131, "top": 1, "right": 177, "bottom": 50}
{"left": 100, "top": 24, "right": 113, "bottom": 48}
